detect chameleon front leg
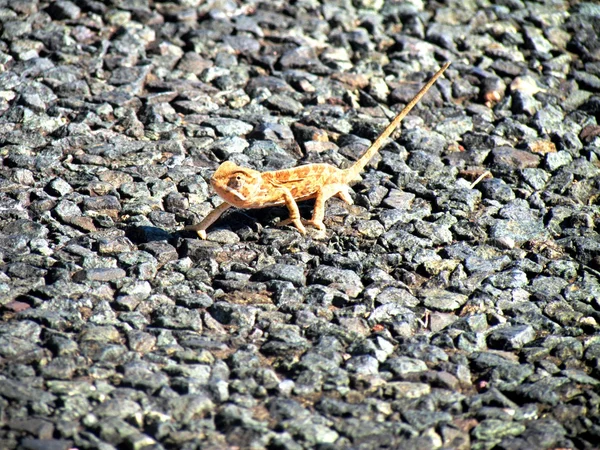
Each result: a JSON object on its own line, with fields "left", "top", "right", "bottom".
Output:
{"left": 275, "top": 188, "right": 307, "bottom": 234}
{"left": 185, "top": 201, "right": 232, "bottom": 239}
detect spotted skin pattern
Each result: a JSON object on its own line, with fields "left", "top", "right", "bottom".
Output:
{"left": 187, "top": 62, "right": 451, "bottom": 239}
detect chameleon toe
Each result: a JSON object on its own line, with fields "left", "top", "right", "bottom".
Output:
{"left": 276, "top": 218, "right": 307, "bottom": 234}
{"left": 292, "top": 219, "right": 307, "bottom": 234}
{"left": 306, "top": 220, "right": 326, "bottom": 231}
{"left": 276, "top": 218, "right": 292, "bottom": 227}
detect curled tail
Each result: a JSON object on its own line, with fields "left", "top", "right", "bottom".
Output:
{"left": 344, "top": 61, "right": 451, "bottom": 181}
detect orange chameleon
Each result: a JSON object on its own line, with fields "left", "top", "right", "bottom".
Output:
{"left": 187, "top": 62, "right": 451, "bottom": 239}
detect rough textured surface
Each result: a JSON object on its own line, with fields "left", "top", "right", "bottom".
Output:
{"left": 0, "top": 0, "right": 599, "bottom": 449}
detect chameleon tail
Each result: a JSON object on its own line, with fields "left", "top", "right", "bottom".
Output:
{"left": 344, "top": 61, "right": 451, "bottom": 181}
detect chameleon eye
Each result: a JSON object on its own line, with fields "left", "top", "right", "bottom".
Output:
{"left": 227, "top": 176, "right": 243, "bottom": 189}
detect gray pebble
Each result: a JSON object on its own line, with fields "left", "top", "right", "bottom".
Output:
{"left": 545, "top": 151, "right": 573, "bottom": 171}
{"left": 48, "top": 1, "right": 81, "bottom": 20}
{"left": 420, "top": 288, "right": 468, "bottom": 311}
{"left": 488, "top": 324, "right": 536, "bottom": 350}
{"left": 252, "top": 263, "right": 306, "bottom": 287}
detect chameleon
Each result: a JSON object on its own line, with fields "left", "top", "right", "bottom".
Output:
{"left": 187, "top": 61, "right": 451, "bottom": 239}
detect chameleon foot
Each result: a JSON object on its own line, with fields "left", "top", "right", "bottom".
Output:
{"left": 277, "top": 218, "right": 325, "bottom": 233}
{"left": 276, "top": 218, "right": 307, "bottom": 234}
{"left": 185, "top": 224, "right": 207, "bottom": 239}
{"left": 305, "top": 219, "right": 325, "bottom": 231}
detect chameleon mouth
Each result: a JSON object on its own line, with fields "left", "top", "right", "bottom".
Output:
{"left": 225, "top": 187, "right": 247, "bottom": 201}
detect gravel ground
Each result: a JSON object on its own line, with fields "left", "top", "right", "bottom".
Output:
{"left": 1, "top": 0, "right": 600, "bottom": 449}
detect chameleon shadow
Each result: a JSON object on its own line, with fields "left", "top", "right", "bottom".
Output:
{"left": 125, "top": 225, "right": 173, "bottom": 244}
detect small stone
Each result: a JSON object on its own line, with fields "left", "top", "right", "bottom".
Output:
{"left": 203, "top": 118, "right": 253, "bottom": 136}
{"left": 528, "top": 140, "right": 556, "bottom": 155}
{"left": 127, "top": 330, "right": 156, "bottom": 354}
{"left": 209, "top": 136, "right": 249, "bottom": 158}
{"left": 403, "top": 410, "right": 453, "bottom": 432}
{"left": 48, "top": 0, "right": 82, "bottom": 20}
{"left": 98, "top": 237, "right": 135, "bottom": 254}
{"left": 481, "top": 77, "right": 506, "bottom": 106}
{"left": 532, "top": 105, "right": 565, "bottom": 136}
{"left": 435, "top": 189, "right": 482, "bottom": 215}
{"left": 177, "top": 52, "right": 213, "bottom": 74}
{"left": 3, "top": 219, "right": 48, "bottom": 240}
{"left": 521, "top": 168, "right": 550, "bottom": 190}
{"left": 453, "top": 77, "right": 480, "bottom": 100}
{"left": 511, "top": 377, "right": 569, "bottom": 405}
{"left": 2, "top": 20, "right": 32, "bottom": 40}
{"left": 2, "top": 300, "right": 31, "bottom": 312}
{"left": 487, "top": 324, "right": 536, "bottom": 350}
{"left": 384, "top": 357, "right": 428, "bottom": 376}
{"left": 66, "top": 216, "right": 97, "bottom": 232}
{"left": 511, "top": 91, "right": 542, "bottom": 116}
{"left": 381, "top": 190, "right": 415, "bottom": 210}
{"left": 46, "top": 177, "right": 73, "bottom": 196}
{"left": 83, "top": 196, "right": 122, "bottom": 213}
{"left": 478, "top": 179, "right": 516, "bottom": 203}
{"left": 510, "top": 75, "right": 545, "bottom": 96}
{"left": 353, "top": 219, "right": 384, "bottom": 238}
{"left": 401, "top": 128, "right": 447, "bottom": 155}
{"left": 18, "top": 438, "right": 73, "bottom": 450}
{"left": 368, "top": 76, "right": 390, "bottom": 102}
{"left": 488, "top": 269, "right": 528, "bottom": 289}
{"left": 264, "top": 94, "right": 304, "bottom": 115}
{"left": 384, "top": 382, "right": 431, "bottom": 399}
{"left": 523, "top": 25, "right": 554, "bottom": 54}
{"left": 545, "top": 151, "right": 573, "bottom": 171}
{"left": 345, "top": 355, "right": 379, "bottom": 375}
{"left": 490, "top": 219, "right": 548, "bottom": 245}
{"left": 376, "top": 287, "right": 419, "bottom": 308}
{"left": 420, "top": 289, "right": 468, "bottom": 311}
{"left": 206, "top": 229, "right": 241, "bottom": 244}
{"left": 139, "top": 241, "right": 178, "bottom": 264}
{"left": 573, "top": 70, "right": 600, "bottom": 91}
{"left": 54, "top": 200, "right": 81, "bottom": 220}
{"left": 308, "top": 265, "right": 363, "bottom": 288}
{"left": 252, "top": 264, "right": 306, "bottom": 287}
{"left": 471, "top": 419, "right": 526, "bottom": 441}
{"left": 354, "top": 0, "right": 384, "bottom": 10}
{"left": 435, "top": 115, "right": 474, "bottom": 141}
{"left": 491, "top": 147, "right": 540, "bottom": 169}
{"left": 73, "top": 268, "right": 127, "bottom": 282}
{"left": 252, "top": 122, "right": 295, "bottom": 142}
{"left": 12, "top": 168, "right": 34, "bottom": 185}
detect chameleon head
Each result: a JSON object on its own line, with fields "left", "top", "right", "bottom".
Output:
{"left": 210, "top": 161, "right": 263, "bottom": 207}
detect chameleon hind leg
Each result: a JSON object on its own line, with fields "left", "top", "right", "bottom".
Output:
{"left": 336, "top": 186, "right": 353, "bottom": 205}
{"left": 278, "top": 184, "right": 352, "bottom": 233}
{"left": 307, "top": 184, "right": 351, "bottom": 231}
